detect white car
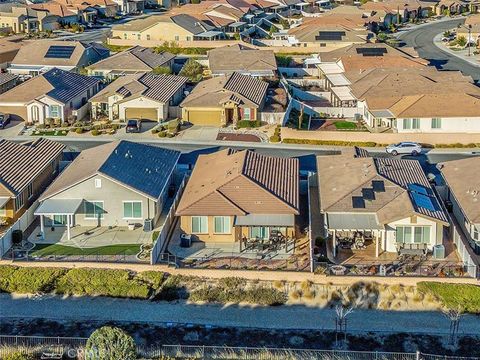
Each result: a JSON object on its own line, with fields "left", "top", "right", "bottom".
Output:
{"left": 386, "top": 142, "right": 422, "bottom": 156}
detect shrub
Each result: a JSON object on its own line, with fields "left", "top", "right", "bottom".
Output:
{"left": 179, "top": 58, "right": 203, "bottom": 82}
{"left": 151, "top": 128, "right": 159, "bottom": 134}
{"left": 158, "top": 131, "right": 167, "bottom": 138}
{"left": 236, "top": 120, "right": 260, "bottom": 128}
{"left": 138, "top": 271, "right": 165, "bottom": 289}
{"left": 155, "top": 275, "right": 186, "bottom": 301}
{"left": 55, "top": 268, "right": 151, "bottom": 299}
{"left": 85, "top": 326, "right": 136, "bottom": 360}
{"left": 76, "top": 127, "right": 83, "bottom": 134}
{"left": 166, "top": 132, "right": 175, "bottom": 138}
{"left": 151, "top": 66, "right": 172, "bottom": 75}
{"left": 282, "top": 138, "right": 378, "bottom": 147}
{"left": 3, "top": 352, "right": 34, "bottom": 360}
{"left": 91, "top": 129, "right": 100, "bottom": 136}
{"left": 0, "top": 266, "right": 66, "bottom": 294}
{"left": 417, "top": 282, "right": 480, "bottom": 313}
{"left": 270, "top": 134, "right": 281, "bottom": 143}
{"left": 36, "top": 124, "right": 46, "bottom": 130}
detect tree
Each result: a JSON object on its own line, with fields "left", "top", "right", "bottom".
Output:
{"left": 457, "top": 35, "right": 467, "bottom": 47}
{"left": 151, "top": 66, "right": 172, "bottom": 75}
{"left": 179, "top": 58, "right": 203, "bottom": 82}
{"left": 334, "top": 305, "right": 354, "bottom": 348}
{"left": 443, "top": 307, "right": 464, "bottom": 346}
{"left": 279, "top": 19, "right": 290, "bottom": 30}
{"left": 85, "top": 326, "right": 136, "bottom": 360}
{"left": 275, "top": 55, "right": 292, "bottom": 67}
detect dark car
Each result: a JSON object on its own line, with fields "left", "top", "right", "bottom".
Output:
{"left": 125, "top": 119, "right": 141, "bottom": 133}
{"left": 0, "top": 113, "right": 10, "bottom": 129}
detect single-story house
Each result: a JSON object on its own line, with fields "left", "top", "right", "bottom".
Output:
{"left": 87, "top": 46, "right": 175, "bottom": 80}
{"left": 0, "top": 68, "right": 100, "bottom": 124}
{"left": 175, "top": 149, "right": 299, "bottom": 247}
{"left": 89, "top": 73, "right": 187, "bottom": 122}
{"left": 0, "top": 138, "right": 65, "bottom": 225}
{"left": 180, "top": 72, "right": 268, "bottom": 126}
{"left": 318, "top": 148, "right": 449, "bottom": 259}
{"left": 440, "top": 157, "right": 480, "bottom": 254}
{"left": 7, "top": 40, "right": 110, "bottom": 75}
{"left": 207, "top": 44, "right": 277, "bottom": 77}
{"left": 36, "top": 140, "right": 181, "bottom": 240}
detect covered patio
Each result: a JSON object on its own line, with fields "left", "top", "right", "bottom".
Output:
{"left": 34, "top": 199, "right": 83, "bottom": 242}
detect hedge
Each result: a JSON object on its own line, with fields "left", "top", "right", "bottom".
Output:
{"left": 237, "top": 120, "right": 261, "bottom": 129}
{"left": 417, "top": 282, "right": 480, "bottom": 313}
{"left": 282, "top": 138, "right": 379, "bottom": 147}
{"left": 0, "top": 266, "right": 66, "bottom": 293}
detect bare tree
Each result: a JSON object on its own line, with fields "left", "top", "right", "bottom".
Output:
{"left": 334, "top": 305, "right": 354, "bottom": 347}
{"left": 443, "top": 307, "right": 464, "bottom": 346}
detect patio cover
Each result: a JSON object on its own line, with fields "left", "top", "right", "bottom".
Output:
{"left": 327, "top": 213, "right": 383, "bottom": 230}
{"left": 331, "top": 86, "right": 355, "bottom": 101}
{"left": 0, "top": 197, "right": 9, "bottom": 208}
{"left": 371, "top": 109, "right": 395, "bottom": 118}
{"left": 317, "top": 62, "right": 343, "bottom": 75}
{"left": 229, "top": 22, "right": 246, "bottom": 27}
{"left": 234, "top": 214, "right": 295, "bottom": 227}
{"left": 325, "top": 73, "right": 350, "bottom": 86}
{"left": 34, "top": 198, "right": 83, "bottom": 215}
{"left": 197, "top": 31, "right": 224, "bottom": 38}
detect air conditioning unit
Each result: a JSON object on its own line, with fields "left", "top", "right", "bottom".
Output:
{"left": 433, "top": 244, "right": 445, "bottom": 259}
{"left": 143, "top": 218, "right": 153, "bottom": 232}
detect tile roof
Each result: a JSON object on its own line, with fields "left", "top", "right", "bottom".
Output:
{"left": 180, "top": 72, "right": 268, "bottom": 108}
{"left": 90, "top": 73, "right": 187, "bottom": 103}
{"left": 0, "top": 138, "right": 65, "bottom": 195}
{"left": 440, "top": 157, "right": 480, "bottom": 224}
{"left": 176, "top": 149, "right": 299, "bottom": 216}
{"left": 207, "top": 44, "right": 277, "bottom": 75}
{"left": 317, "top": 151, "right": 448, "bottom": 225}
{"left": 41, "top": 141, "right": 180, "bottom": 201}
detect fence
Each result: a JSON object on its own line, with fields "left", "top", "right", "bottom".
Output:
{"left": 0, "top": 335, "right": 86, "bottom": 359}
{"left": 0, "top": 200, "right": 38, "bottom": 258}
{"left": 151, "top": 175, "right": 187, "bottom": 265}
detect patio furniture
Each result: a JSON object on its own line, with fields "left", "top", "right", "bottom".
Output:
{"left": 330, "top": 265, "right": 346, "bottom": 276}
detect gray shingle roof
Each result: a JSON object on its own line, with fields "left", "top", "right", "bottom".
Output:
{"left": 44, "top": 68, "right": 100, "bottom": 104}
{"left": 140, "top": 73, "right": 187, "bottom": 102}
{"left": 130, "top": 47, "right": 175, "bottom": 69}
{"left": 171, "top": 14, "right": 215, "bottom": 34}
{"left": 224, "top": 72, "right": 269, "bottom": 106}
{"left": 0, "top": 138, "right": 65, "bottom": 195}
{"left": 0, "top": 73, "right": 17, "bottom": 86}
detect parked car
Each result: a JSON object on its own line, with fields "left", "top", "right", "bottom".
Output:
{"left": 386, "top": 142, "right": 422, "bottom": 156}
{"left": 0, "top": 113, "right": 10, "bottom": 129}
{"left": 126, "top": 119, "right": 141, "bottom": 133}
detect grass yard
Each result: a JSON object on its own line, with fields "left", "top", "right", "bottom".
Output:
{"left": 31, "top": 244, "right": 141, "bottom": 257}
{"left": 333, "top": 121, "right": 359, "bottom": 130}
{"left": 417, "top": 282, "right": 480, "bottom": 313}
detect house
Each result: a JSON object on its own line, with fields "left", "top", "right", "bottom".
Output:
{"left": 28, "top": 2, "right": 81, "bottom": 26}
{"left": 0, "top": 73, "right": 17, "bottom": 93}
{"left": 111, "top": 13, "right": 224, "bottom": 43}
{"left": 0, "top": 3, "right": 60, "bottom": 33}
{"left": 434, "top": 0, "right": 473, "bottom": 15}
{"left": 35, "top": 140, "right": 180, "bottom": 240}
{"left": 0, "top": 138, "right": 65, "bottom": 226}
{"left": 0, "top": 36, "right": 22, "bottom": 70}
{"left": 89, "top": 73, "right": 187, "bottom": 122}
{"left": 51, "top": 0, "right": 119, "bottom": 21}
{"left": 0, "top": 68, "right": 100, "bottom": 124}
{"left": 360, "top": 0, "right": 430, "bottom": 28}
{"left": 7, "top": 40, "right": 110, "bottom": 75}
{"left": 113, "top": 0, "right": 144, "bottom": 14}
{"left": 440, "top": 157, "right": 480, "bottom": 254}
{"left": 175, "top": 149, "right": 299, "bottom": 247}
{"left": 86, "top": 46, "right": 175, "bottom": 79}
{"left": 207, "top": 44, "right": 277, "bottom": 77}
{"left": 317, "top": 149, "right": 449, "bottom": 260}
{"left": 458, "top": 13, "right": 480, "bottom": 47}
{"left": 181, "top": 72, "right": 268, "bottom": 126}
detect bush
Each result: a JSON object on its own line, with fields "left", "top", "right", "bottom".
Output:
{"left": 236, "top": 120, "right": 261, "bottom": 128}
{"left": 269, "top": 134, "right": 281, "bottom": 143}
{"left": 158, "top": 131, "right": 167, "bottom": 138}
{"left": 179, "top": 58, "right": 203, "bottom": 82}
{"left": 0, "top": 266, "right": 66, "bottom": 294}
{"left": 417, "top": 282, "right": 480, "bottom": 313}
{"left": 76, "top": 127, "right": 83, "bottom": 134}
{"left": 85, "top": 326, "right": 136, "bottom": 360}
{"left": 3, "top": 352, "right": 34, "bottom": 360}
{"left": 151, "top": 128, "right": 159, "bottom": 134}
{"left": 155, "top": 275, "right": 186, "bottom": 301}
{"left": 151, "top": 66, "right": 172, "bottom": 75}
{"left": 138, "top": 271, "right": 165, "bottom": 289}
{"left": 282, "top": 138, "right": 378, "bottom": 147}
{"left": 91, "top": 129, "right": 100, "bottom": 136}
{"left": 55, "top": 268, "right": 151, "bottom": 299}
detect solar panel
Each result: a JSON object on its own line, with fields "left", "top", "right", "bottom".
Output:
{"left": 45, "top": 45, "right": 75, "bottom": 59}
{"left": 411, "top": 193, "right": 435, "bottom": 211}
{"left": 408, "top": 183, "right": 429, "bottom": 195}
{"left": 352, "top": 196, "right": 365, "bottom": 209}
{"left": 372, "top": 180, "right": 385, "bottom": 192}
{"left": 356, "top": 47, "right": 387, "bottom": 57}
{"left": 362, "top": 188, "right": 375, "bottom": 201}
{"left": 315, "top": 31, "right": 346, "bottom": 41}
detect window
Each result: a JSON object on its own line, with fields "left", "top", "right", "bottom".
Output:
{"left": 431, "top": 118, "right": 442, "bottom": 129}
{"left": 84, "top": 201, "right": 104, "bottom": 219}
{"left": 473, "top": 226, "right": 479, "bottom": 241}
{"left": 214, "top": 216, "right": 230, "bottom": 234}
{"left": 146, "top": 34, "right": 150, "bottom": 40}
{"left": 49, "top": 105, "right": 60, "bottom": 118}
{"left": 396, "top": 226, "right": 430, "bottom": 244}
{"left": 191, "top": 216, "right": 208, "bottom": 234}
{"left": 250, "top": 227, "right": 268, "bottom": 239}
{"left": 403, "top": 118, "right": 411, "bottom": 130}
{"left": 94, "top": 178, "right": 102, "bottom": 188}
{"left": 412, "top": 118, "right": 420, "bottom": 129}
{"left": 14, "top": 194, "right": 24, "bottom": 212}
{"left": 124, "top": 33, "right": 127, "bottom": 39}
{"left": 137, "top": 34, "right": 141, "bottom": 40}
{"left": 123, "top": 201, "right": 142, "bottom": 219}
{"left": 174, "top": 35, "right": 180, "bottom": 41}
{"left": 186, "top": 36, "right": 191, "bottom": 41}
{"left": 27, "top": 183, "right": 33, "bottom": 199}
{"left": 31, "top": 105, "right": 39, "bottom": 122}
{"left": 243, "top": 108, "right": 251, "bottom": 120}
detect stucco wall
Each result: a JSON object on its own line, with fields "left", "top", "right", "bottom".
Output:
{"left": 385, "top": 216, "right": 440, "bottom": 252}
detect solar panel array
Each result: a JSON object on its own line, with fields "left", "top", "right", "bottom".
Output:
{"left": 362, "top": 188, "right": 375, "bottom": 201}
{"left": 315, "top": 31, "right": 346, "bottom": 41}
{"left": 372, "top": 180, "right": 385, "bottom": 192}
{"left": 407, "top": 183, "right": 429, "bottom": 195}
{"left": 411, "top": 192, "right": 435, "bottom": 211}
{"left": 356, "top": 47, "right": 387, "bottom": 57}
{"left": 45, "top": 45, "right": 75, "bottom": 59}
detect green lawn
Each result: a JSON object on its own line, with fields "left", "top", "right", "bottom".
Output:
{"left": 333, "top": 121, "right": 358, "bottom": 130}
{"left": 417, "top": 282, "right": 480, "bottom": 313}
{"left": 31, "top": 244, "right": 141, "bottom": 257}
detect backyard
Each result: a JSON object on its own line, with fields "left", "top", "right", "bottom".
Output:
{"left": 30, "top": 244, "right": 141, "bottom": 257}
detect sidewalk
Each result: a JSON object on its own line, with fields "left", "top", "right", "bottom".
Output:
{"left": 433, "top": 33, "right": 480, "bottom": 69}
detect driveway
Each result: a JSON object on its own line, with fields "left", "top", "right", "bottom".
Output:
{"left": 0, "top": 120, "right": 24, "bottom": 137}
{"left": 396, "top": 18, "right": 480, "bottom": 82}
{"left": 1, "top": 294, "right": 480, "bottom": 336}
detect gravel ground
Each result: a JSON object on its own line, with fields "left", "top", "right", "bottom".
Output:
{"left": 1, "top": 294, "right": 480, "bottom": 335}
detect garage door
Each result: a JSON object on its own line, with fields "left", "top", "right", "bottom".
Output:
{"left": 125, "top": 108, "right": 158, "bottom": 121}
{"left": 187, "top": 110, "right": 222, "bottom": 126}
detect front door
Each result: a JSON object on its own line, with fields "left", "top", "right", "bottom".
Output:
{"left": 225, "top": 108, "right": 234, "bottom": 125}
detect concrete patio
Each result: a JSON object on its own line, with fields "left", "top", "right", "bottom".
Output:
{"left": 28, "top": 225, "right": 153, "bottom": 248}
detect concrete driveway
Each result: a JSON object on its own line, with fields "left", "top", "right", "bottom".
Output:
{"left": 179, "top": 126, "right": 220, "bottom": 141}
{"left": 0, "top": 120, "right": 24, "bottom": 137}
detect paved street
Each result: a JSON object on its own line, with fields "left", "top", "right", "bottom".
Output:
{"left": 397, "top": 18, "right": 480, "bottom": 82}
{"left": 0, "top": 294, "right": 479, "bottom": 335}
